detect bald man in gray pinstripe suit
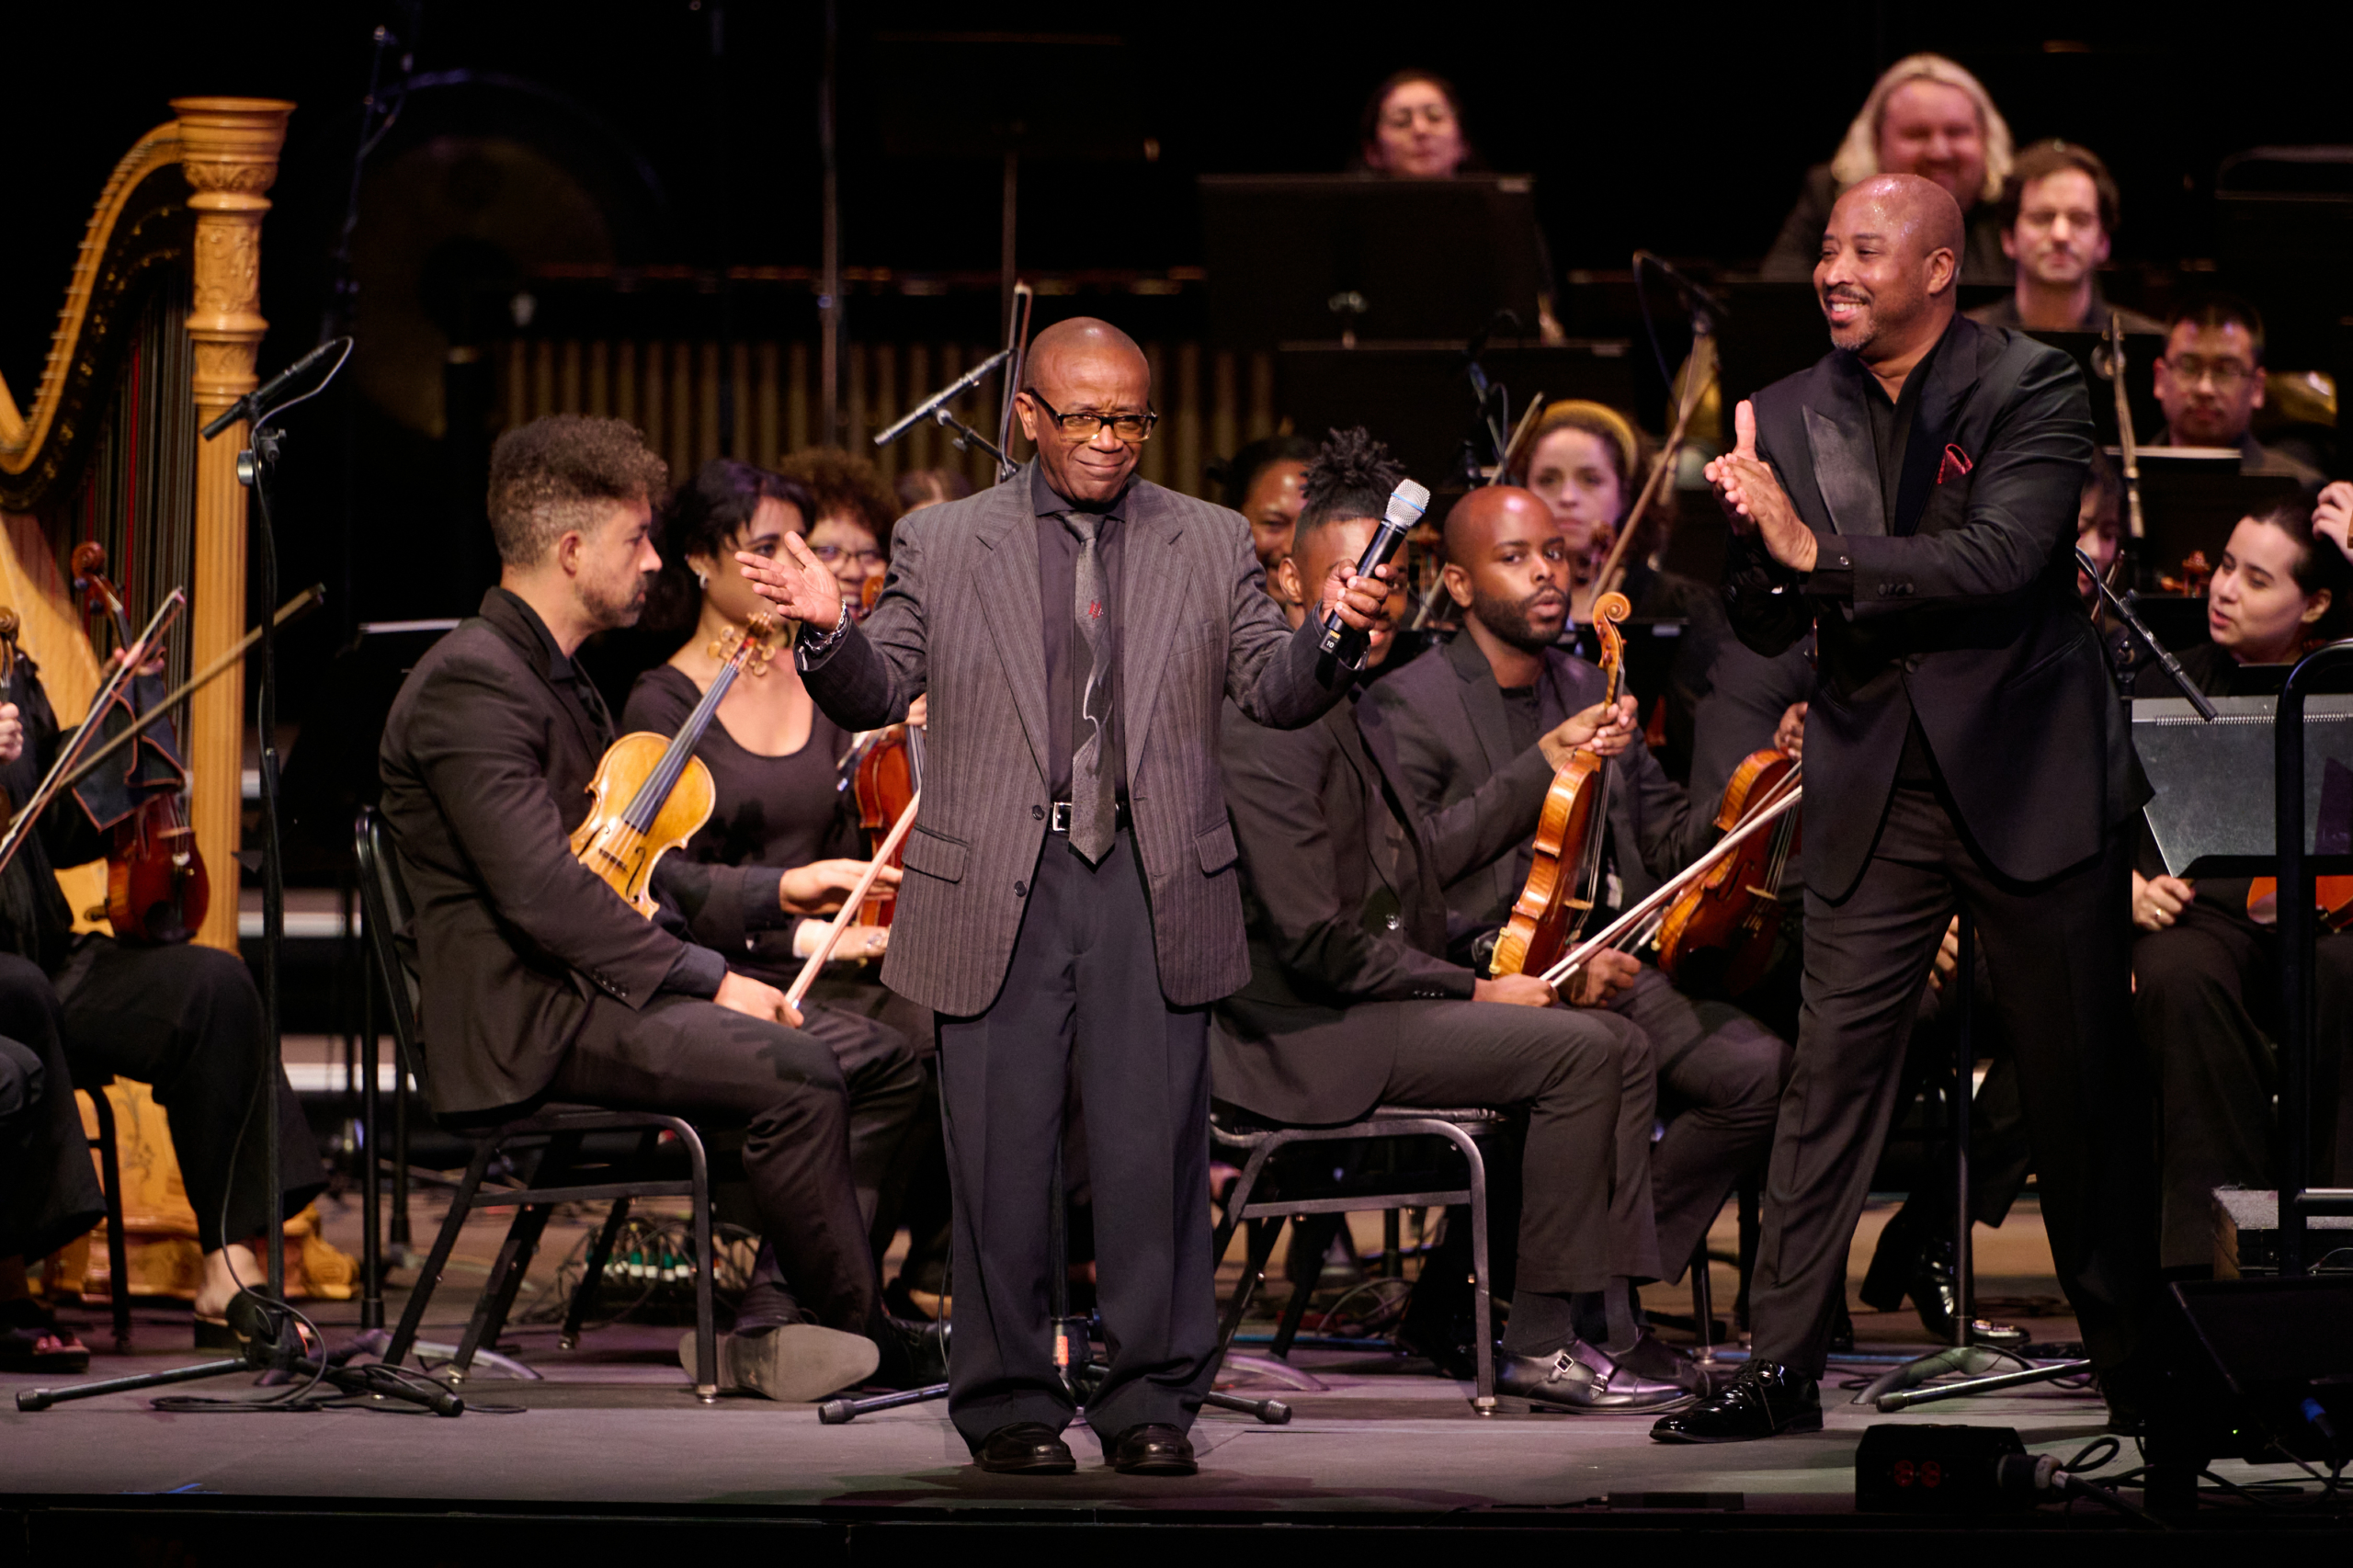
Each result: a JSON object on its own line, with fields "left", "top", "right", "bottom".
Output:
{"left": 739, "top": 319, "right": 1396, "bottom": 1475}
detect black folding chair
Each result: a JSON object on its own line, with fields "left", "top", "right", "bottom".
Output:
{"left": 1211, "top": 1102, "right": 1504, "bottom": 1412}
{"left": 354, "top": 806, "right": 722, "bottom": 1400}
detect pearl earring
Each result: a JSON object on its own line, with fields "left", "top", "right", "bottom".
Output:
{"left": 695, "top": 571, "right": 709, "bottom": 589}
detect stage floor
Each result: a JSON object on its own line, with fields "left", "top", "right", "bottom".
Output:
{"left": 2, "top": 1188, "right": 2336, "bottom": 1542}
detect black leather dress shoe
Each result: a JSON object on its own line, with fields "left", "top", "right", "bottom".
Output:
{"left": 1108, "top": 1422, "right": 1198, "bottom": 1475}
{"left": 1649, "top": 1358, "right": 1821, "bottom": 1443}
{"left": 1611, "top": 1330, "right": 1711, "bottom": 1396}
{"left": 870, "top": 1314, "right": 950, "bottom": 1391}
{"left": 972, "top": 1421, "right": 1076, "bottom": 1474}
{"left": 1496, "top": 1339, "right": 1690, "bottom": 1412}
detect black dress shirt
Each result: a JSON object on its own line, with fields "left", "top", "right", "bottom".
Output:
{"left": 1030, "top": 462, "right": 1130, "bottom": 803}
{"left": 1857, "top": 328, "right": 1950, "bottom": 784}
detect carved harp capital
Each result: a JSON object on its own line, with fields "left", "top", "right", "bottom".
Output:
{"left": 171, "top": 97, "right": 291, "bottom": 415}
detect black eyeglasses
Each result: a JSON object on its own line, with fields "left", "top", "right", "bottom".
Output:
{"left": 1024, "top": 389, "right": 1157, "bottom": 443}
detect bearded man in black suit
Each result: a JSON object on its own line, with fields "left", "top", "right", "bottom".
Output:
{"left": 1652, "top": 175, "right": 2156, "bottom": 1443}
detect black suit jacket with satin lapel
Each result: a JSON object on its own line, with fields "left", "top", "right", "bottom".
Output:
{"left": 1721, "top": 314, "right": 2139, "bottom": 900}
{"left": 378, "top": 590, "right": 784, "bottom": 1116}
{"left": 1211, "top": 689, "right": 1559, "bottom": 1126}
{"left": 798, "top": 462, "right": 1355, "bottom": 1017}
{"left": 1369, "top": 632, "right": 1692, "bottom": 958}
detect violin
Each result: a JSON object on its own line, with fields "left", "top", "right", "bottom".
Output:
{"left": 573, "top": 614, "right": 781, "bottom": 917}
{"left": 1654, "top": 747, "right": 1802, "bottom": 994}
{"left": 2157, "top": 551, "right": 2215, "bottom": 597}
{"left": 73, "top": 543, "right": 210, "bottom": 945}
{"left": 1491, "top": 591, "right": 1630, "bottom": 981}
{"left": 842, "top": 571, "right": 920, "bottom": 932}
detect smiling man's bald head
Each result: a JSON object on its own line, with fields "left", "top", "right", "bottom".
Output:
{"left": 1836, "top": 173, "right": 1965, "bottom": 269}
{"left": 1028, "top": 316, "right": 1149, "bottom": 392}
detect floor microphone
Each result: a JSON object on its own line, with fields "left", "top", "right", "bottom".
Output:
{"left": 1319, "top": 479, "right": 1429, "bottom": 668}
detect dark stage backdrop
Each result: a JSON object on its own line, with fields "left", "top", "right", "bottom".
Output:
{"left": 3, "top": 0, "right": 2348, "bottom": 730}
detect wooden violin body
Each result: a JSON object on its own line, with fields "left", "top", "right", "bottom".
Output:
{"left": 574, "top": 613, "right": 776, "bottom": 918}
{"left": 74, "top": 542, "right": 210, "bottom": 945}
{"left": 1654, "top": 747, "right": 1801, "bottom": 995}
{"left": 846, "top": 571, "right": 918, "bottom": 930}
{"left": 1492, "top": 591, "right": 1629, "bottom": 980}
{"left": 569, "top": 734, "right": 716, "bottom": 919}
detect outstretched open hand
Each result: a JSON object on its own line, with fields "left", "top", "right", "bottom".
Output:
{"left": 735, "top": 531, "right": 845, "bottom": 632}
{"left": 1704, "top": 401, "right": 1816, "bottom": 574}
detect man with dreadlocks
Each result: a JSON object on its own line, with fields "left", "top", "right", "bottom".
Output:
{"left": 1211, "top": 427, "right": 1696, "bottom": 1413}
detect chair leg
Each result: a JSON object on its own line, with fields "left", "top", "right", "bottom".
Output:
{"left": 562, "top": 1196, "right": 631, "bottom": 1350}
{"left": 1688, "top": 1234, "right": 1718, "bottom": 1363}
{"left": 1465, "top": 1142, "right": 1495, "bottom": 1414}
{"left": 86, "top": 1089, "right": 131, "bottom": 1352}
{"left": 384, "top": 1134, "right": 501, "bottom": 1370}
{"left": 681, "top": 1122, "right": 718, "bottom": 1403}
{"left": 1269, "top": 1212, "right": 1341, "bottom": 1362}
{"left": 1216, "top": 1217, "right": 1285, "bottom": 1359}
{"left": 452, "top": 1134, "right": 577, "bottom": 1380}
{"left": 1383, "top": 1209, "right": 1403, "bottom": 1279}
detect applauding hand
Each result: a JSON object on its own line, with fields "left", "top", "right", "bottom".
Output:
{"left": 1704, "top": 402, "right": 1816, "bottom": 574}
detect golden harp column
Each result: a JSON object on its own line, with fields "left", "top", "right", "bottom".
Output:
{"left": 176, "top": 97, "right": 291, "bottom": 954}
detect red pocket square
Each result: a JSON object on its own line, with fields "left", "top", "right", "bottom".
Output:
{"left": 1937, "top": 444, "right": 1973, "bottom": 484}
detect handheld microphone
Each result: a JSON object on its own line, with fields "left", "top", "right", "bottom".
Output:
{"left": 1318, "top": 478, "right": 1429, "bottom": 668}
{"left": 200, "top": 336, "right": 352, "bottom": 440}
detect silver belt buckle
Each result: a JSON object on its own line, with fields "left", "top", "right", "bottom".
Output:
{"left": 1050, "top": 801, "right": 1073, "bottom": 834}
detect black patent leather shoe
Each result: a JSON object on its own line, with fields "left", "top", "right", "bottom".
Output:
{"left": 972, "top": 1421, "right": 1076, "bottom": 1474}
{"left": 1108, "top": 1422, "right": 1198, "bottom": 1475}
{"left": 1649, "top": 1358, "right": 1821, "bottom": 1443}
{"left": 1496, "top": 1339, "right": 1690, "bottom": 1412}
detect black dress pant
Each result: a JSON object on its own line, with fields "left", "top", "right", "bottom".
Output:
{"left": 54, "top": 938, "right": 324, "bottom": 1253}
{"left": 935, "top": 829, "right": 1217, "bottom": 1450}
{"left": 2133, "top": 899, "right": 2353, "bottom": 1269}
{"left": 1750, "top": 784, "right": 2154, "bottom": 1375}
{"left": 1380, "top": 998, "right": 1658, "bottom": 1291}
{"left": 547, "top": 993, "right": 914, "bottom": 1334}
{"left": 0, "top": 955, "right": 103, "bottom": 1263}
{"left": 1609, "top": 966, "right": 1791, "bottom": 1280}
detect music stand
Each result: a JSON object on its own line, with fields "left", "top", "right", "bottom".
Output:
{"left": 1200, "top": 176, "right": 1544, "bottom": 348}
{"left": 2122, "top": 454, "right": 2302, "bottom": 578}
{"left": 1275, "top": 341, "right": 1635, "bottom": 488}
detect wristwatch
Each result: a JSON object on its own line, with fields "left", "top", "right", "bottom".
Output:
{"left": 795, "top": 601, "right": 853, "bottom": 668}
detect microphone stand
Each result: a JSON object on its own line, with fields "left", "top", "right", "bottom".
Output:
{"left": 871, "top": 347, "right": 1014, "bottom": 475}
{"left": 2077, "top": 547, "right": 2217, "bottom": 722}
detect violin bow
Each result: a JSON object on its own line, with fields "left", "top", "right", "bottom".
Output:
{"left": 784, "top": 790, "right": 919, "bottom": 1010}
{"left": 0, "top": 589, "right": 187, "bottom": 880}
{"left": 51, "top": 585, "right": 324, "bottom": 801}
{"left": 1536, "top": 780, "right": 1801, "bottom": 995}
{"left": 1584, "top": 362, "right": 1717, "bottom": 616}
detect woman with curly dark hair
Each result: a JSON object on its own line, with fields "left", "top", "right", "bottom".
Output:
{"left": 779, "top": 449, "right": 899, "bottom": 616}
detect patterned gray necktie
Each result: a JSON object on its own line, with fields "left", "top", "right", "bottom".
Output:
{"left": 1063, "top": 511, "right": 1116, "bottom": 864}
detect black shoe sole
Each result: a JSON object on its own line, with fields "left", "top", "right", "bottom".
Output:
{"left": 1113, "top": 1459, "right": 1198, "bottom": 1476}
{"left": 973, "top": 1456, "right": 1078, "bottom": 1475}
{"left": 1650, "top": 1410, "right": 1824, "bottom": 1444}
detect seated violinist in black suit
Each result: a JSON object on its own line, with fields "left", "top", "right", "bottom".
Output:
{"left": 1368, "top": 486, "right": 1790, "bottom": 1327}
{"left": 1213, "top": 429, "right": 1691, "bottom": 1413}
{"left": 379, "top": 415, "right": 925, "bottom": 1403}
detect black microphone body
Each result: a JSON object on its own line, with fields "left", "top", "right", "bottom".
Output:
{"left": 201, "top": 337, "right": 351, "bottom": 440}
{"left": 1319, "top": 479, "right": 1429, "bottom": 668}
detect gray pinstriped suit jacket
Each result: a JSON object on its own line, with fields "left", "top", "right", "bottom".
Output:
{"left": 799, "top": 463, "right": 1354, "bottom": 1017}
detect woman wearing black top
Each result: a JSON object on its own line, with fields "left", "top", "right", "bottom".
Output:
{"left": 625, "top": 460, "right": 945, "bottom": 1312}
{"left": 2126, "top": 502, "right": 2353, "bottom": 1269}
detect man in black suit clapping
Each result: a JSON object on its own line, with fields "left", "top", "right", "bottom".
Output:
{"left": 1653, "top": 176, "right": 2155, "bottom": 1443}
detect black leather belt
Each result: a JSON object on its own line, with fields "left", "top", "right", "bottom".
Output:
{"left": 1048, "top": 800, "right": 1131, "bottom": 834}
